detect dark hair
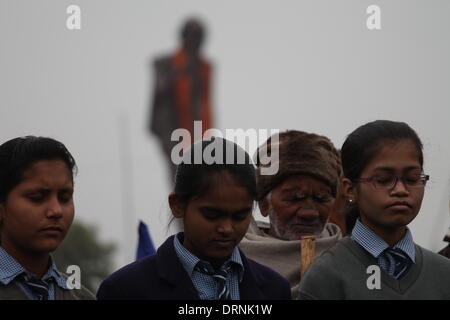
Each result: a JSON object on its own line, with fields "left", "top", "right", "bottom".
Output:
{"left": 340, "top": 120, "right": 424, "bottom": 232}
{"left": 174, "top": 137, "right": 256, "bottom": 206}
{"left": 0, "top": 136, "right": 77, "bottom": 203}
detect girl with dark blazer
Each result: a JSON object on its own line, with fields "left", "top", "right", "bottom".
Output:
{"left": 97, "top": 137, "right": 291, "bottom": 300}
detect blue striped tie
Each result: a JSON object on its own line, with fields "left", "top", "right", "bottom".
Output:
{"left": 195, "top": 261, "right": 231, "bottom": 300}
{"left": 384, "top": 248, "right": 411, "bottom": 279}
{"left": 21, "top": 274, "right": 50, "bottom": 300}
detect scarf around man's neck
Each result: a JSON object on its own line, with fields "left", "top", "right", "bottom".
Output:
{"left": 239, "top": 217, "right": 342, "bottom": 297}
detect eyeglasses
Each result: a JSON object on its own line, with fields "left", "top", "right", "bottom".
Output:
{"left": 354, "top": 174, "right": 430, "bottom": 190}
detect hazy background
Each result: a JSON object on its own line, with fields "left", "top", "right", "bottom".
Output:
{"left": 1, "top": 0, "right": 449, "bottom": 270}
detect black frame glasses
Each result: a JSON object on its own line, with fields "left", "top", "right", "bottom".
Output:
{"left": 353, "top": 174, "right": 430, "bottom": 190}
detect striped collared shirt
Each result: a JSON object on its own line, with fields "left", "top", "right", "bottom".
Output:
{"left": 173, "top": 233, "right": 244, "bottom": 300}
{"left": 0, "top": 246, "right": 68, "bottom": 300}
{"left": 351, "top": 219, "right": 416, "bottom": 278}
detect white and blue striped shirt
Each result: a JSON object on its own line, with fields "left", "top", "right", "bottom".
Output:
{"left": 0, "top": 246, "right": 68, "bottom": 300}
{"left": 173, "top": 233, "right": 244, "bottom": 300}
{"left": 351, "top": 219, "right": 416, "bottom": 278}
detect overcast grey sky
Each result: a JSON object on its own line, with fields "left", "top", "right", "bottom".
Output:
{"left": 1, "top": 0, "right": 449, "bottom": 269}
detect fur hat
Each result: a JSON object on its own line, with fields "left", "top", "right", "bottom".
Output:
{"left": 254, "top": 130, "right": 341, "bottom": 200}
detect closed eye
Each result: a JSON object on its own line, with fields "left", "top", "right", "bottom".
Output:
{"left": 27, "top": 195, "right": 46, "bottom": 203}
{"left": 58, "top": 192, "right": 73, "bottom": 203}
{"left": 232, "top": 210, "right": 251, "bottom": 221}
{"left": 313, "top": 194, "right": 333, "bottom": 203}
{"left": 202, "top": 212, "right": 220, "bottom": 220}
{"left": 25, "top": 191, "right": 50, "bottom": 203}
{"left": 199, "top": 207, "right": 222, "bottom": 220}
{"left": 374, "top": 176, "right": 394, "bottom": 185}
{"left": 284, "top": 194, "right": 307, "bottom": 202}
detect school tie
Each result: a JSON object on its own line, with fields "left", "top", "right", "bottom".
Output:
{"left": 195, "top": 261, "right": 231, "bottom": 300}
{"left": 21, "top": 274, "right": 51, "bottom": 300}
{"left": 384, "top": 248, "right": 412, "bottom": 280}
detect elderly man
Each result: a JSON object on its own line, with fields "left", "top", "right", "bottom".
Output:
{"left": 239, "top": 130, "right": 343, "bottom": 297}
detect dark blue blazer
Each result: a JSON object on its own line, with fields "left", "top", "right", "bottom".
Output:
{"left": 97, "top": 235, "right": 291, "bottom": 300}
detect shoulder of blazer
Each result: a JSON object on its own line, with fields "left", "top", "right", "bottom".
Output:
{"left": 100, "top": 236, "right": 187, "bottom": 286}
{"left": 239, "top": 249, "right": 288, "bottom": 285}
{"left": 155, "top": 235, "right": 194, "bottom": 285}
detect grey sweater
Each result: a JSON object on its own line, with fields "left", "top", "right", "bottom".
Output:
{"left": 298, "top": 237, "right": 450, "bottom": 300}
{"left": 0, "top": 274, "right": 95, "bottom": 300}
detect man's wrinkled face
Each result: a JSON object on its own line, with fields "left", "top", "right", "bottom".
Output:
{"left": 261, "top": 175, "right": 334, "bottom": 240}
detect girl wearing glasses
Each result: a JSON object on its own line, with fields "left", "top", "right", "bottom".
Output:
{"left": 298, "top": 120, "right": 450, "bottom": 299}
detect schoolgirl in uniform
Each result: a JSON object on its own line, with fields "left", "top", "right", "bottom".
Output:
{"left": 298, "top": 120, "right": 450, "bottom": 299}
{"left": 97, "top": 137, "right": 291, "bottom": 300}
{"left": 0, "top": 136, "right": 94, "bottom": 300}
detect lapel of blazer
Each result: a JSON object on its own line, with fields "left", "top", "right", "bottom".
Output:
{"left": 156, "top": 235, "right": 200, "bottom": 300}
{"left": 238, "top": 250, "right": 265, "bottom": 300}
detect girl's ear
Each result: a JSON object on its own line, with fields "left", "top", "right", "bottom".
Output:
{"left": 168, "top": 193, "right": 184, "bottom": 218}
{"left": 342, "top": 177, "right": 357, "bottom": 204}
{"left": 258, "top": 198, "right": 270, "bottom": 217}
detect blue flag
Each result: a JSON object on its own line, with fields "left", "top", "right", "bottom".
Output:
{"left": 136, "top": 220, "right": 156, "bottom": 260}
